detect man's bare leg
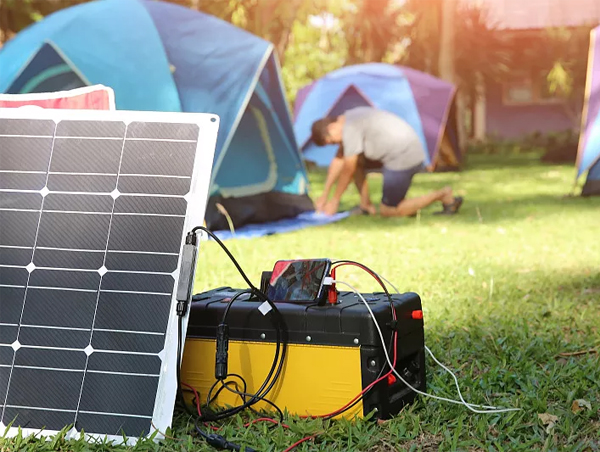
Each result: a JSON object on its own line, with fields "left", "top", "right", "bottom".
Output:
{"left": 354, "top": 162, "right": 376, "bottom": 214}
{"left": 380, "top": 187, "right": 455, "bottom": 217}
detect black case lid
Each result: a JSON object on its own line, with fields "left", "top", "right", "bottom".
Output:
{"left": 188, "top": 288, "right": 423, "bottom": 347}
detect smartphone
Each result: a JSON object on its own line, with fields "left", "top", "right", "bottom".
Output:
{"left": 266, "top": 258, "right": 332, "bottom": 303}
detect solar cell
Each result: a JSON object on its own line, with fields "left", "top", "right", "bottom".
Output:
{"left": 0, "top": 107, "right": 219, "bottom": 443}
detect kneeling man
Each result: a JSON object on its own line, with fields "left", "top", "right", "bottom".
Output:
{"left": 311, "top": 107, "right": 462, "bottom": 217}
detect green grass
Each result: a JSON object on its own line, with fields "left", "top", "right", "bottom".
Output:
{"left": 3, "top": 153, "right": 600, "bottom": 451}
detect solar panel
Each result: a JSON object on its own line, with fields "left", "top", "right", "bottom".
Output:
{"left": 0, "top": 107, "right": 219, "bottom": 443}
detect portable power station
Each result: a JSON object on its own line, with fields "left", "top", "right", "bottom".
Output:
{"left": 181, "top": 287, "right": 426, "bottom": 420}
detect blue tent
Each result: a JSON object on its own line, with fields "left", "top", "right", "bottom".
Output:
{"left": 294, "top": 63, "right": 461, "bottom": 171}
{"left": 0, "top": 0, "right": 313, "bottom": 229}
{"left": 577, "top": 25, "right": 600, "bottom": 196}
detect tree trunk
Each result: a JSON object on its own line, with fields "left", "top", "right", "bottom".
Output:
{"left": 0, "top": 0, "right": 8, "bottom": 45}
{"left": 274, "top": 0, "right": 303, "bottom": 66}
{"left": 438, "top": 0, "right": 455, "bottom": 82}
{"left": 473, "top": 72, "right": 487, "bottom": 141}
{"left": 438, "top": 0, "right": 467, "bottom": 150}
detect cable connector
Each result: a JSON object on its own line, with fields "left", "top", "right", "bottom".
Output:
{"left": 186, "top": 230, "right": 197, "bottom": 245}
{"left": 326, "top": 271, "right": 337, "bottom": 304}
{"left": 176, "top": 241, "right": 198, "bottom": 317}
{"left": 204, "top": 432, "right": 256, "bottom": 451}
{"left": 176, "top": 300, "right": 188, "bottom": 317}
{"left": 215, "top": 323, "right": 229, "bottom": 380}
{"left": 323, "top": 276, "right": 334, "bottom": 286}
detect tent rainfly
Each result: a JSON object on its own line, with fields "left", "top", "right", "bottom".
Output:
{"left": 577, "top": 25, "right": 600, "bottom": 196}
{"left": 0, "top": 0, "right": 313, "bottom": 230}
{"left": 293, "top": 63, "right": 462, "bottom": 172}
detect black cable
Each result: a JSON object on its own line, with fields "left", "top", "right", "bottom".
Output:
{"left": 195, "top": 418, "right": 257, "bottom": 452}
{"left": 191, "top": 226, "right": 257, "bottom": 291}
{"left": 176, "top": 226, "right": 287, "bottom": 452}
{"left": 189, "top": 226, "right": 289, "bottom": 423}
{"left": 206, "top": 377, "right": 285, "bottom": 425}
{"left": 203, "top": 311, "right": 284, "bottom": 421}
{"left": 205, "top": 376, "right": 271, "bottom": 420}
{"left": 222, "top": 290, "right": 252, "bottom": 324}
{"left": 206, "top": 374, "right": 248, "bottom": 407}
{"left": 221, "top": 379, "right": 285, "bottom": 422}
{"left": 177, "top": 308, "right": 194, "bottom": 416}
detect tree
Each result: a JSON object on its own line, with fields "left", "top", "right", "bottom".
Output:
{"left": 282, "top": 9, "right": 348, "bottom": 103}
{"left": 340, "top": 0, "right": 407, "bottom": 64}
{"left": 1, "top": 0, "right": 91, "bottom": 44}
{"left": 543, "top": 26, "right": 596, "bottom": 128}
{"left": 193, "top": 0, "right": 308, "bottom": 65}
{"left": 0, "top": 0, "right": 42, "bottom": 44}
{"left": 453, "top": 3, "right": 512, "bottom": 140}
{"left": 401, "top": 0, "right": 513, "bottom": 140}
{"left": 400, "top": 0, "right": 442, "bottom": 75}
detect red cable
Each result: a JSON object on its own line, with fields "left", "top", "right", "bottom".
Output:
{"left": 182, "top": 382, "right": 222, "bottom": 431}
{"left": 244, "top": 418, "right": 290, "bottom": 429}
{"left": 281, "top": 433, "right": 321, "bottom": 452}
{"left": 181, "top": 382, "right": 202, "bottom": 417}
{"left": 298, "top": 330, "right": 397, "bottom": 420}
{"left": 298, "top": 264, "right": 398, "bottom": 419}
{"left": 184, "top": 264, "right": 400, "bottom": 450}
{"left": 331, "top": 262, "right": 388, "bottom": 294}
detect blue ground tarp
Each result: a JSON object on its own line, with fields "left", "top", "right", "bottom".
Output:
{"left": 213, "top": 211, "right": 351, "bottom": 240}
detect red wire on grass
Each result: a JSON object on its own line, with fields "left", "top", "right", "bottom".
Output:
{"left": 281, "top": 433, "right": 322, "bottom": 452}
{"left": 185, "top": 263, "right": 400, "bottom": 450}
{"left": 181, "top": 382, "right": 202, "bottom": 417}
{"left": 245, "top": 418, "right": 290, "bottom": 429}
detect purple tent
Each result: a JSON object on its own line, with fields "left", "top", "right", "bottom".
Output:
{"left": 577, "top": 25, "right": 600, "bottom": 196}
{"left": 293, "top": 63, "right": 461, "bottom": 171}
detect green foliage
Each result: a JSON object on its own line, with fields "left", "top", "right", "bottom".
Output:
{"left": 467, "top": 131, "right": 579, "bottom": 165}
{"left": 402, "top": 0, "right": 512, "bottom": 91}
{"left": 1, "top": 0, "right": 42, "bottom": 40}
{"left": 0, "top": 0, "right": 88, "bottom": 39}
{"left": 453, "top": 3, "right": 512, "bottom": 92}
{"left": 339, "top": 0, "right": 408, "bottom": 64}
{"left": 3, "top": 155, "right": 600, "bottom": 451}
{"left": 466, "top": 138, "right": 543, "bottom": 157}
{"left": 543, "top": 26, "right": 594, "bottom": 103}
{"left": 281, "top": 10, "right": 348, "bottom": 104}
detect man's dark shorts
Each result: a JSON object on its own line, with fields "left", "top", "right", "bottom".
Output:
{"left": 381, "top": 163, "right": 424, "bottom": 207}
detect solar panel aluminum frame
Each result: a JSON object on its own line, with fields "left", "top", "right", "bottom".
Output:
{"left": 0, "top": 107, "right": 219, "bottom": 444}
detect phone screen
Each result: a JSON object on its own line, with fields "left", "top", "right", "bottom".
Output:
{"left": 266, "top": 259, "right": 331, "bottom": 302}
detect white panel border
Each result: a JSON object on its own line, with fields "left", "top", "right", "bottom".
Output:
{"left": 0, "top": 107, "right": 220, "bottom": 445}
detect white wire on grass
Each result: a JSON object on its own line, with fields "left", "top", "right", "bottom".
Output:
{"left": 372, "top": 271, "right": 521, "bottom": 413}
{"left": 334, "top": 279, "right": 520, "bottom": 414}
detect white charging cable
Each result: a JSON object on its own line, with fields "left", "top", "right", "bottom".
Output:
{"left": 370, "top": 272, "right": 522, "bottom": 413}
{"left": 332, "top": 279, "right": 521, "bottom": 414}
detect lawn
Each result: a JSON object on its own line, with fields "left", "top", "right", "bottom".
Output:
{"left": 3, "top": 153, "right": 600, "bottom": 451}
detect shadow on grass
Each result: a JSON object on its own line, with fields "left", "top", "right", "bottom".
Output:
{"left": 420, "top": 269, "right": 599, "bottom": 420}
{"left": 308, "top": 152, "right": 599, "bottom": 227}
{"left": 327, "top": 193, "right": 600, "bottom": 231}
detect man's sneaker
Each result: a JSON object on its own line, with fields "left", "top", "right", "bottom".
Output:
{"left": 434, "top": 196, "right": 463, "bottom": 215}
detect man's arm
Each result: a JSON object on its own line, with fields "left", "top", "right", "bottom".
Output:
{"left": 315, "top": 146, "right": 344, "bottom": 211}
{"left": 322, "top": 155, "right": 359, "bottom": 215}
